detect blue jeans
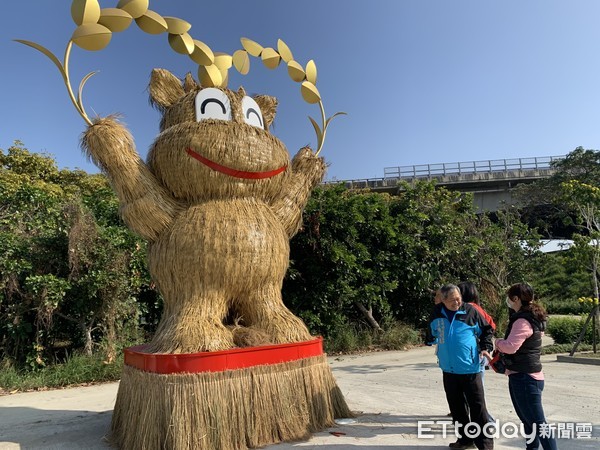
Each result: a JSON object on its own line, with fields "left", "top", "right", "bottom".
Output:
{"left": 508, "top": 373, "right": 558, "bottom": 450}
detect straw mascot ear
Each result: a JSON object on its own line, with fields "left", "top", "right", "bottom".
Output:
{"left": 149, "top": 68, "right": 186, "bottom": 111}
{"left": 183, "top": 72, "right": 199, "bottom": 93}
{"left": 253, "top": 95, "right": 278, "bottom": 129}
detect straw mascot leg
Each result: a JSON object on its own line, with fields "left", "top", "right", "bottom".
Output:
{"left": 80, "top": 69, "right": 351, "bottom": 449}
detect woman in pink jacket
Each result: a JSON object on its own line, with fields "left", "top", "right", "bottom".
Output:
{"left": 495, "top": 283, "right": 558, "bottom": 450}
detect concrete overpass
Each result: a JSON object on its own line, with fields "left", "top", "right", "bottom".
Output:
{"left": 324, "top": 156, "right": 564, "bottom": 212}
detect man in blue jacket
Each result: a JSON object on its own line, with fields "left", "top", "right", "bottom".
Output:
{"left": 427, "top": 284, "right": 494, "bottom": 450}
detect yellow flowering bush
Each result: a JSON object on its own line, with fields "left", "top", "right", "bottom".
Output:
{"left": 578, "top": 297, "right": 600, "bottom": 307}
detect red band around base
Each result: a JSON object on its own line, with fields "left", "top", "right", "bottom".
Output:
{"left": 124, "top": 337, "right": 324, "bottom": 374}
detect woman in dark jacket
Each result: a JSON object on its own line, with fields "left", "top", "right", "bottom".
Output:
{"left": 495, "top": 283, "right": 558, "bottom": 450}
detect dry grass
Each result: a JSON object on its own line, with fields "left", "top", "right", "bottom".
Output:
{"left": 111, "top": 355, "right": 352, "bottom": 450}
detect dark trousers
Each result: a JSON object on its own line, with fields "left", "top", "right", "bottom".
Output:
{"left": 443, "top": 371, "right": 493, "bottom": 450}
{"left": 508, "top": 373, "right": 558, "bottom": 450}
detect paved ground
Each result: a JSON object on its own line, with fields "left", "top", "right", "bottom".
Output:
{"left": 0, "top": 345, "right": 598, "bottom": 449}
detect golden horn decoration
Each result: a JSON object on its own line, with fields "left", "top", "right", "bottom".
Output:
{"left": 277, "top": 39, "right": 294, "bottom": 63}
{"left": 198, "top": 64, "right": 223, "bottom": 87}
{"left": 308, "top": 116, "right": 324, "bottom": 151}
{"left": 219, "top": 67, "right": 229, "bottom": 87}
{"left": 15, "top": 39, "right": 93, "bottom": 126}
{"left": 305, "top": 60, "right": 317, "bottom": 85}
{"left": 261, "top": 48, "right": 281, "bottom": 70}
{"left": 77, "top": 70, "right": 98, "bottom": 113}
{"left": 19, "top": 1, "right": 344, "bottom": 154}
{"left": 98, "top": 8, "right": 133, "bottom": 32}
{"left": 190, "top": 39, "right": 214, "bottom": 65}
{"left": 240, "top": 37, "right": 263, "bottom": 57}
{"left": 287, "top": 60, "right": 306, "bottom": 82}
{"left": 168, "top": 32, "right": 194, "bottom": 55}
{"left": 135, "top": 10, "right": 168, "bottom": 34}
{"left": 232, "top": 50, "right": 250, "bottom": 75}
{"left": 116, "top": 0, "right": 149, "bottom": 19}
{"left": 71, "top": 23, "right": 112, "bottom": 51}
{"left": 300, "top": 81, "right": 321, "bottom": 104}
{"left": 164, "top": 16, "right": 191, "bottom": 34}
{"left": 214, "top": 52, "right": 233, "bottom": 70}
{"left": 71, "top": 0, "right": 101, "bottom": 26}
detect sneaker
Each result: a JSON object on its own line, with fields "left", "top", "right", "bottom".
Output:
{"left": 449, "top": 441, "right": 475, "bottom": 449}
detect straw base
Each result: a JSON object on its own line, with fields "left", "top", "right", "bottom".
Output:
{"left": 110, "top": 354, "right": 352, "bottom": 450}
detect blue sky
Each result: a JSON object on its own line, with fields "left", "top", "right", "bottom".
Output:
{"left": 3, "top": 1, "right": 600, "bottom": 181}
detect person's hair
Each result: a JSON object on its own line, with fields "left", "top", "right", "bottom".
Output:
{"left": 457, "top": 281, "right": 479, "bottom": 305}
{"left": 507, "top": 283, "right": 547, "bottom": 321}
{"left": 439, "top": 284, "right": 460, "bottom": 300}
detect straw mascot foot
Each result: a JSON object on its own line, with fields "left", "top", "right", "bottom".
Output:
{"left": 147, "top": 317, "right": 235, "bottom": 353}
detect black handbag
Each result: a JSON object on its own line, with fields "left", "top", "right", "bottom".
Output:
{"left": 490, "top": 349, "right": 506, "bottom": 374}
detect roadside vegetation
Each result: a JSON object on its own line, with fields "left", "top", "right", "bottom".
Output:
{"left": 0, "top": 352, "right": 123, "bottom": 395}
{"left": 1, "top": 143, "right": 599, "bottom": 392}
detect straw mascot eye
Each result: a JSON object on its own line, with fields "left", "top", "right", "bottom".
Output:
{"left": 241, "top": 96, "right": 264, "bottom": 128}
{"left": 195, "top": 88, "right": 232, "bottom": 122}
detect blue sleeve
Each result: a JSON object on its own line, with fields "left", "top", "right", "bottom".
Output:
{"left": 426, "top": 319, "right": 438, "bottom": 346}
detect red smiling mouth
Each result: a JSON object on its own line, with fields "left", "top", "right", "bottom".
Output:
{"left": 186, "top": 148, "right": 287, "bottom": 180}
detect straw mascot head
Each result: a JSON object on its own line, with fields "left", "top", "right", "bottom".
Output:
{"left": 148, "top": 70, "right": 289, "bottom": 202}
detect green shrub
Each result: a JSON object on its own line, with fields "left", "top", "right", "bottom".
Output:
{"left": 376, "top": 322, "right": 422, "bottom": 350}
{"left": 324, "top": 324, "right": 371, "bottom": 354}
{"left": 0, "top": 352, "right": 123, "bottom": 393}
{"left": 541, "top": 343, "right": 592, "bottom": 355}
{"left": 544, "top": 299, "right": 585, "bottom": 315}
{"left": 546, "top": 316, "right": 596, "bottom": 344}
{"left": 324, "top": 322, "right": 422, "bottom": 354}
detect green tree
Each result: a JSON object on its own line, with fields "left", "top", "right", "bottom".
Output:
{"left": 0, "top": 142, "right": 541, "bottom": 366}
{"left": 559, "top": 180, "right": 600, "bottom": 351}
{"left": 528, "top": 249, "right": 592, "bottom": 311}
{"left": 284, "top": 181, "right": 537, "bottom": 335}
{"left": 285, "top": 185, "right": 399, "bottom": 336}
{"left": 386, "top": 181, "right": 478, "bottom": 326}
{"left": 515, "top": 147, "right": 600, "bottom": 349}
{"left": 0, "top": 142, "right": 68, "bottom": 366}
{"left": 515, "top": 147, "right": 600, "bottom": 236}
{"left": 459, "top": 207, "right": 541, "bottom": 327}
{"left": 0, "top": 142, "right": 157, "bottom": 368}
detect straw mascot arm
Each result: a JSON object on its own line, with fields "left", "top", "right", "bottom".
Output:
{"left": 81, "top": 117, "right": 182, "bottom": 241}
{"left": 271, "top": 146, "right": 326, "bottom": 237}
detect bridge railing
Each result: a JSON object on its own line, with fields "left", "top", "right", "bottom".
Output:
{"left": 322, "top": 155, "right": 564, "bottom": 190}
{"left": 322, "top": 177, "right": 397, "bottom": 189}
{"left": 383, "top": 155, "right": 564, "bottom": 180}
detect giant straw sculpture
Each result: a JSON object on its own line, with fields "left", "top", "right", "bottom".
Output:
{"left": 17, "top": 1, "right": 351, "bottom": 449}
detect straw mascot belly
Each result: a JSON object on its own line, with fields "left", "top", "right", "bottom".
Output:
{"left": 148, "top": 201, "right": 300, "bottom": 352}
{"left": 83, "top": 69, "right": 324, "bottom": 353}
